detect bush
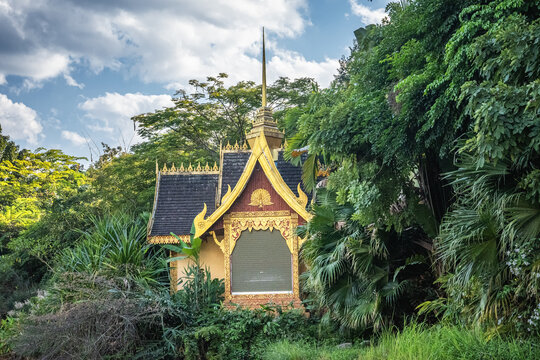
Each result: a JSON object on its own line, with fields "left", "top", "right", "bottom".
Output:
{"left": 9, "top": 273, "right": 163, "bottom": 360}
{"left": 140, "top": 297, "right": 332, "bottom": 360}
{"left": 56, "top": 212, "right": 166, "bottom": 287}
{"left": 0, "top": 316, "right": 18, "bottom": 355}
{"left": 0, "top": 266, "right": 38, "bottom": 319}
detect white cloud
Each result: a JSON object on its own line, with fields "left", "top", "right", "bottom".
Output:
{"left": 269, "top": 49, "right": 338, "bottom": 88}
{"left": 349, "top": 0, "right": 387, "bottom": 24}
{"left": 0, "top": 0, "right": 336, "bottom": 89}
{"left": 0, "top": 93, "right": 42, "bottom": 144}
{"left": 61, "top": 130, "right": 86, "bottom": 145}
{"left": 78, "top": 92, "right": 173, "bottom": 148}
{"left": 63, "top": 74, "right": 84, "bottom": 89}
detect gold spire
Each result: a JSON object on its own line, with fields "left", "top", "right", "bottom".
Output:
{"left": 245, "top": 27, "right": 284, "bottom": 150}
{"left": 262, "top": 27, "right": 267, "bottom": 108}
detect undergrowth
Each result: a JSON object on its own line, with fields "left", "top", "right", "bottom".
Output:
{"left": 262, "top": 323, "right": 540, "bottom": 360}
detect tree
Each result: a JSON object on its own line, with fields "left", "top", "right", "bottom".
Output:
{"left": 432, "top": 0, "right": 540, "bottom": 330}
{"left": 134, "top": 73, "right": 317, "bottom": 161}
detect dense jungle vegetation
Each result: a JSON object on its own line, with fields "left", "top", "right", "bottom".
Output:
{"left": 1, "top": 0, "right": 539, "bottom": 358}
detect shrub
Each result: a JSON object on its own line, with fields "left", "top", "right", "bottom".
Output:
{"left": 56, "top": 212, "right": 166, "bottom": 287}
{"left": 9, "top": 273, "right": 163, "bottom": 360}
{"left": 0, "top": 316, "right": 18, "bottom": 355}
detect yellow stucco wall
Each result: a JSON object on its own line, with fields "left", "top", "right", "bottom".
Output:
{"left": 171, "top": 236, "right": 225, "bottom": 290}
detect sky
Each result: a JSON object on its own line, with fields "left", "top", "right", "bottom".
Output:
{"left": 0, "top": 0, "right": 392, "bottom": 164}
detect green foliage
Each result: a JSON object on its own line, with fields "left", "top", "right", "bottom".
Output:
{"left": 262, "top": 340, "right": 361, "bottom": 360}
{"left": 56, "top": 212, "right": 165, "bottom": 287}
{"left": 363, "top": 322, "right": 540, "bottom": 360}
{"left": 427, "top": 1, "right": 540, "bottom": 331}
{"left": 0, "top": 144, "right": 91, "bottom": 317}
{"left": 134, "top": 74, "right": 317, "bottom": 161}
{"left": 147, "top": 304, "right": 333, "bottom": 360}
{"left": 283, "top": 0, "right": 540, "bottom": 336}
{"left": 0, "top": 316, "right": 18, "bottom": 355}
{"left": 262, "top": 323, "right": 540, "bottom": 360}
{"left": 299, "top": 189, "right": 432, "bottom": 331}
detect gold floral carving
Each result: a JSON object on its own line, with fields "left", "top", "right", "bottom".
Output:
{"left": 248, "top": 188, "right": 273, "bottom": 208}
{"left": 229, "top": 217, "right": 292, "bottom": 254}
{"left": 148, "top": 234, "right": 190, "bottom": 244}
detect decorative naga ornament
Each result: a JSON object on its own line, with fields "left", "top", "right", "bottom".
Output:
{"left": 249, "top": 188, "right": 273, "bottom": 208}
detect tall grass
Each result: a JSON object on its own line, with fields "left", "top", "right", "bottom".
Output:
{"left": 362, "top": 323, "right": 539, "bottom": 360}
{"left": 262, "top": 323, "right": 540, "bottom": 360}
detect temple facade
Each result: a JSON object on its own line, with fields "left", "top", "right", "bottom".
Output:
{"left": 147, "top": 32, "right": 311, "bottom": 308}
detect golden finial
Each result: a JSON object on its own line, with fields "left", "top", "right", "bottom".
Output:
{"left": 262, "top": 27, "right": 267, "bottom": 108}
{"left": 234, "top": 140, "right": 239, "bottom": 150}
{"left": 188, "top": 162, "right": 193, "bottom": 171}
{"left": 226, "top": 141, "right": 232, "bottom": 150}
{"left": 171, "top": 163, "right": 176, "bottom": 172}
{"left": 242, "top": 141, "right": 248, "bottom": 150}
{"left": 204, "top": 162, "right": 210, "bottom": 171}
{"left": 180, "top": 162, "right": 185, "bottom": 171}
{"left": 162, "top": 163, "right": 168, "bottom": 172}
{"left": 213, "top": 161, "right": 218, "bottom": 171}
{"left": 196, "top": 162, "right": 202, "bottom": 171}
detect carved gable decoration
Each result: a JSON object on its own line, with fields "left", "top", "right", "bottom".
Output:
{"left": 248, "top": 188, "right": 273, "bottom": 208}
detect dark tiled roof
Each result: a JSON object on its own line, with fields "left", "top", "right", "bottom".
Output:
{"left": 275, "top": 151, "right": 312, "bottom": 202}
{"left": 149, "top": 173, "right": 218, "bottom": 236}
{"left": 219, "top": 150, "right": 311, "bottom": 203}
{"left": 220, "top": 152, "right": 251, "bottom": 197}
{"left": 150, "top": 149, "right": 310, "bottom": 238}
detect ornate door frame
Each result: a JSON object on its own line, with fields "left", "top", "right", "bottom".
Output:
{"left": 213, "top": 210, "right": 300, "bottom": 303}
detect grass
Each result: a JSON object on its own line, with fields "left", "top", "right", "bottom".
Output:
{"left": 262, "top": 323, "right": 540, "bottom": 360}
{"left": 262, "top": 341, "right": 361, "bottom": 360}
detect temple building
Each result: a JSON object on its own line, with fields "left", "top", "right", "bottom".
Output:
{"left": 147, "top": 32, "right": 311, "bottom": 308}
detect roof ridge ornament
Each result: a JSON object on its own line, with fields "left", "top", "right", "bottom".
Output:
{"left": 262, "top": 26, "right": 267, "bottom": 108}
{"left": 159, "top": 160, "right": 219, "bottom": 174}
{"left": 245, "top": 27, "right": 284, "bottom": 150}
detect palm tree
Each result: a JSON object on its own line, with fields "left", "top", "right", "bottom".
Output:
{"left": 435, "top": 153, "right": 540, "bottom": 325}
{"left": 299, "top": 189, "right": 421, "bottom": 331}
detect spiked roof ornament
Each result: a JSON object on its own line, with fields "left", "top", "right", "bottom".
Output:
{"left": 246, "top": 27, "right": 284, "bottom": 150}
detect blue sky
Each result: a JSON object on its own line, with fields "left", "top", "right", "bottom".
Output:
{"left": 0, "top": 0, "right": 391, "bottom": 164}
